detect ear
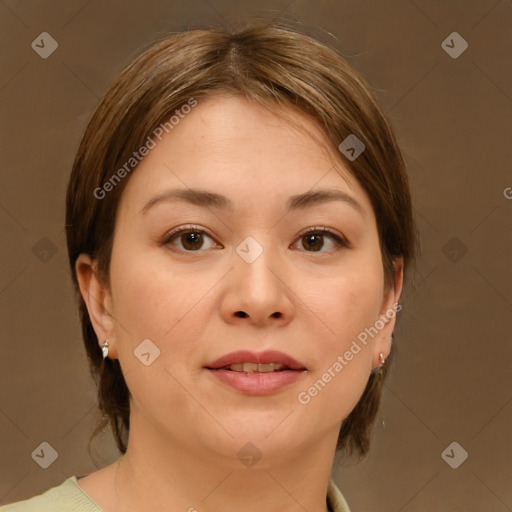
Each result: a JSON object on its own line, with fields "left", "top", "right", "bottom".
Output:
{"left": 75, "top": 254, "right": 118, "bottom": 359}
{"left": 371, "top": 256, "right": 404, "bottom": 369}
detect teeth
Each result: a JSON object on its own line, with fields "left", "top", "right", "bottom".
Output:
{"left": 226, "top": 363, "right": 287, "bottom": 373}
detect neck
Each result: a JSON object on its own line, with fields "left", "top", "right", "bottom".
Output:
{"left": 114, "top": 410, "right": 340, "bottom": 512}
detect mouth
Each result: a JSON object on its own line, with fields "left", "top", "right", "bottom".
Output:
{"left": 214, "top": 362, "right": 294, "bottom": 373}
{"left": 204, "top": 350, "right": 307, "bottom": 395}
{"left": 205, "top": 350, "right": 307, "bottom": 372}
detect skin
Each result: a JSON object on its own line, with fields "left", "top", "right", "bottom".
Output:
{"left": 76, "top": 94, "right": 403, "bottom": 512}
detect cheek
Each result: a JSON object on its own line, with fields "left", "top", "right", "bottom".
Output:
{"left": 294, "top": 281, "right": 378, "bottom": 428}
{"left": 295, "top": 358, "right": 371, "bottom": 436}
{"left": 291, "top": 255, "right": 384, "bottom": 421}
{"left": 111, "top": 261, "right": 200, "bottom": 340}
{"left": 107, "top": 246, "right": 214, "bottom": 429}
{"left": 296, "top": 254, "right": 384, "bottom": 352}
{"left": 108, "top": 240, "right": 223, "bottom": 364}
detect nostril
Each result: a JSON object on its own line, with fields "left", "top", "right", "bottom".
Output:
{"left": 235, "top": 311, "right": 248, "bottom": 318}
{"left": 271, "top": 312, "right": 282, "bottom": 318}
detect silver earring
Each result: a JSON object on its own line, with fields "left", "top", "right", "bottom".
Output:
{"left": 101, "top": 340, "right": 110, "bottom": 359}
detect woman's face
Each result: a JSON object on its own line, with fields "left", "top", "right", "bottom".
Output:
{"left": 85, "top": 94, "right": 402, "bottom": 463}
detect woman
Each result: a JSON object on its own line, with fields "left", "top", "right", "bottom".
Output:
{"left": 1, "top": 22, "right": 417, "bottom": 512}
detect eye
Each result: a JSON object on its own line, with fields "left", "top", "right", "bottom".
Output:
{"left": 162, "top": 225, "right": 220, "bottom": 251}
{"left": 292, "top": 227, "right": 348, "bottom": 252}
{"left": 162, "top": 225, "right": 347, "bottom": 253}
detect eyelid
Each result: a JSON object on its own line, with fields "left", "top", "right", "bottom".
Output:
{"left": 162, "top": 224, "right": 221, "bottom": 247}
{"left": 162, "top": 224, "right": 349, "bottom": 251}
{"left": 164, "top": 224, "right": 208, "bottom": 238}
{"left": 293, "top": 226, "right": 349, "bottom": 249}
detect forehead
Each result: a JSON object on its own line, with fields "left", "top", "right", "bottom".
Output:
{"left": 117, "top": 94, "right": 374, "bottom": 218}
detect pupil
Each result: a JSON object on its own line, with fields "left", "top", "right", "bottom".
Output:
{"left": 182, "top": 232, "right": 202, "bottom": 250}
{"left": 180, "top": 232, "right": 325, "bottom": 251}
{"left": 304, "top": 234, "right": 322, "bottom": 252}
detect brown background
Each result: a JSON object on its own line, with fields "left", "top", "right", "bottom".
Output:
{"left": 1, "top": 0, "right": 511, "bottom": 510}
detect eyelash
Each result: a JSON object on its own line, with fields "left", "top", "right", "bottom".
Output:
{"left": 161, "top": 224, "right": 349, "bottom": 252}
{"left": 293, "top": 226, "right": 349, "bottom": 252}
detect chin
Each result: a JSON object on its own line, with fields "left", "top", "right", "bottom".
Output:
{"left": 200, "top": 420, "right": 309, "bottom": 461}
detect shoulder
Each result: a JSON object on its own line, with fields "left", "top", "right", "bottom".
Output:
{"left": 0, "top": 476, "right": 102, "bottom": 512}
{"left": 327, "top": 478, "right": 351, "bottom": 512}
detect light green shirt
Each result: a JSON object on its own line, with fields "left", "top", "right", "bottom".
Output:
{"left": 0, "top": 476, "right": 351, "bottom": 511}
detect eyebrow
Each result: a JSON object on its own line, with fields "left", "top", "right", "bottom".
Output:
{"left": 140, "top": 187, "right": 365, "bottom": 216}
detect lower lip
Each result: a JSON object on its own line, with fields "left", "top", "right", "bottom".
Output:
{"left": 206, "top": 369, "right": 306, "bottom": 395}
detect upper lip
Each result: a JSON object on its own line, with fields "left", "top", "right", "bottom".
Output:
{"left": 205, "top": 350, "right": 306, "bottom": 370}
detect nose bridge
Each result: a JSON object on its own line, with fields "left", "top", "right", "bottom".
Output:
{"left": 235, "top": 234, "right": 281, "bottom": 294}
{"left": 224, "top": 233, "right": 293, "bottom": 324}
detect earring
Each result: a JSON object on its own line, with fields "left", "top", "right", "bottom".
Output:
{"left": 101, "top": 339, "right": 110, "bottom": 360}
{"left": 379, "top": 352, "right": 385, "bottom": 366}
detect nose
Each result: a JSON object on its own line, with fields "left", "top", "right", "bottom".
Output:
{"left": 219, "top": 242, "right": 294, "bottom": 328}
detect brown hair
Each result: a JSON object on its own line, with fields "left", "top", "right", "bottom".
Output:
{"left": 65, "top": 21, "right": 418, "bottom": 460}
